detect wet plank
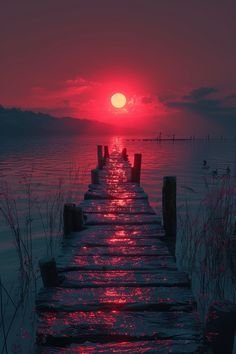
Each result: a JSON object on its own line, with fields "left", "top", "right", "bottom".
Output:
{"left": 61, "top": 269, "right": 190, "bottom": 288}
{"left": 88, "top": 183, "right": 144, "bottom": 192}
{"left": 63, "top": 236, "right": 169, "bottom": 248}
{"left": 37, "top": 310, "right": 201, "bottom": 345}
{"left": 63, "top": 224, "right": 165, "bottom": 241}
{"left": 60, "top": 244, "right": 169, "bottom": 256}
{"left": 36, "top": 286, "right": 195, "bottom": 312}
{"left": 80, "top": 198, "right": 156, "bottom": 214}
{"left": 56, "top": 254, "right": 177, "bottom": 271}
{"left": 38, "top": 340, "right": 205, "bottom": 354}
{"left": 85, "top": 213, "right": 161, "bottom": 225}
{"left": 36, "top": 148, "right": 205, "bottom": 352}
{"left": 84, "top": 190, "right": 149, "bottom": 200}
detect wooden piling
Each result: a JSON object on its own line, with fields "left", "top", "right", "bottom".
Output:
{"left": 205, "top": 301, "right": 236, "bottom": 354}
{"left": 73, "top": 206, "right": 85, "bottom": 231}
{"left": 97, "top": 145, "right": 103, "bottom": 169}
{"left": 63, "top": 203, "right": 76, "bottom": 236}
{"left": 91, "top": 168, "right": 99, "bottom": 184}
{"left": 63, "top": 203, "right": 85, "bottom": 236}
{"left": 122, "top": 148, "right": 128, "bottom": 160}
{"left": 162, "top": 176, "right": 176, "bottom": 240}
{"left": 39, "top": 257, "right": 59, "bottom": 287}
{"left": 230, "top": 235, "right": 236, "bottom": 286}
{"left": 104, "top": 146, "right": 109, "bottom": 159}
{"left": 131, "top": 153, "right": 142, "bottom": 185}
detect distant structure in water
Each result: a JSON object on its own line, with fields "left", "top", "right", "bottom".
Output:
{"left": 202, "top": 160, "right": 210, "bottom": 170}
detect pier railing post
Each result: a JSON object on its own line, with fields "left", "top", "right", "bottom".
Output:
{"left": 122, "top": 148, "right": 128, "bottom": 160}
{"left": 162, "top": 176, "right": 176, "bottom": 240}
{"left": 39, "top": 257, "right": 59, "bottom": 287}
{"left": 63, "top": 203, "right": 85, "bottom": 237}
{"left": 97, "top": 145, "right": 103, "bottom": 169}
{"left": 104, "top": 145, "right": 109, "bottom": 159}
{"left": 205, "top": 301, "right": 236, "bottom": 354}
{"left": 91, "top": 168, "right": 99, "bottom": 184}
{"left": 73, "top": 206, "right": 85, "bottom": 231}
{"left": 131, "top": 153, "right": 142, "bottom": 185}
{"left": 63, "top": 203, "right": 76, "bottom": 236}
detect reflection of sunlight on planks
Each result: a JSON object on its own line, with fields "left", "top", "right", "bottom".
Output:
{"left": 36, "top": 144, "right": 206, "bottom": 353}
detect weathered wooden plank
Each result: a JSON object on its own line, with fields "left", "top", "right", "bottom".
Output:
{"left": 62, "top": 224, "right": 165, "bottom": 241}
{"left": 36, "top": 286, "right": 195, "bottom": 312}
{"left": 84, "top": 190, "right": 149, "bottom": 200}
{"left": 85, "top": 213, "right": 161, "bottom": 225}
{"left": 63, "top": 236, "right": 168, "bottom": 248}
{"left": 38, "top": 340, "right": 205, "bottom": 354}
{"left": 56, "top": 255, "right": 177, "bottom": 271}
{"left": 61, "top": 269, "right": 190, "bottom": 288}
{"left": 36, "top": 311, "right": 201, "bottom": 345}
{"left": 80, "top": 199, "right": 155, "bottom": 214}
{"left": 36, "top": 149, "right": 206, "bottom": 353}
{"left": 60, "top": 245, "right": 169, "bottom": 257}
{"left": 88, "top": 183, "right": 144, "bottom": 192}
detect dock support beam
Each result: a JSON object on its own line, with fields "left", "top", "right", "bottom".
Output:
{"left": 63, "top": 203, "right": 85, "bottom": 237}
{"left": 91, "top": 168, "right": 99, "bottom": 184}
{"left": 97, "top": 145, "right": 103, "bottom": 169}
{"left": 131, "top": 153, "right": 142, "bottom": 185}
{"left": 122, "top": 148, "right": 128, "bottom": 160}
{"left": 205, "top": 301, "right": 236, "bottom": 354}
{"left": 162, "top": 176, "right": 176, "bottom": 240}
{"left": 104, "top": 145, "right": 109, "bottom": 159}
{"left": 39, "top": 258, "right": 59, "bottom": 287}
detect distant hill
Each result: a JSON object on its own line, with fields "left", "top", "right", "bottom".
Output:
{"left": 0, "top": 106, "right": 114, "bottom": 136}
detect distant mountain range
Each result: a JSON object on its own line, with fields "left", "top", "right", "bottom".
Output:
{"left": 0, "top": 106, "right": 114, "bottom": 136}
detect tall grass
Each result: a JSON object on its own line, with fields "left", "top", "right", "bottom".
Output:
{"left": 178, "top": 174, "right": 236, "bottom": 320}
{"left": 0, "top": 178, "right": 35, "bottom": 300}
{"left": 0, "top": 163, "right": 85, "bottom": 353}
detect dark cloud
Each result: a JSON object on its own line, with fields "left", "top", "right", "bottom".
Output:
{"left": 224, "top": 94, "right": 236, "bottom": 101}
{"left": 164, "top": 87, "right": 236, "bottom": 130}
{"left": 183, "top": 87, "right": 218, "bottom": 101}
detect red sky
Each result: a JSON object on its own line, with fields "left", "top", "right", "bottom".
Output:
{"left": 1, "top": 0, "right": 236, "bottom": 134}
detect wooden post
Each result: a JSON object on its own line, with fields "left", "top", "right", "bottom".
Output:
{"left": 162, "top": 176, "right": 176, "bottom": 240}
{"left": 97, "top": 145, "right": 103, "bottom": 169}
{"left": 73, "top": 206, "right": 85, "bottom": 231}
{"left": 91, "top": 168, "right": 99, "bottom": 184}
{"left": 39, "top": 257, "right": 59, "bottom": 287}
{"left": 131, "top": 153, "right": 142, "bottom": 185}
{"left": 63, "top": 203, "right": 85, "bottom": 236}
{"left": 230, "top": 235, "right": 236, "bottom": 287}
{"left": 122, "top": 148, "right": 128, "bottom": 160}
{"left": 233, "top": 332, "right": 236, "bottom": 354}
{"left": 205, "top": 301, "right": 236, "bottom": 354}
{"left": 104, "top": 145, "right": 109, "bottom": 159}
{"left": 63, "top": 203, "right": 76, "bottom": 236}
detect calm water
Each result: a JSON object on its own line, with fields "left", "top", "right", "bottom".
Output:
{"left": 0, "top": 135, "right": 236, "bottom": 351}
{"left": 0, "top": 135, "right": 236, "bottom": 278}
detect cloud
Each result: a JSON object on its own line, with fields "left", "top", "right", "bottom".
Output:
{"left": 183, "top": 87, "right": 218, "bottom": 101}
{"left": 28, "top": 76, "right": 101, "bottom": 117}
{"left": 164, "top": 87, "right": 236, "bottom": 126}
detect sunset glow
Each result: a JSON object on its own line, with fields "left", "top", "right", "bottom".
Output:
{"left": 111, "top": 93, "right": 127, "bottom": 109}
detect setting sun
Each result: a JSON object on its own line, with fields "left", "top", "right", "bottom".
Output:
{"left": 111, "top": 93, "right": 127, "bottom": 108}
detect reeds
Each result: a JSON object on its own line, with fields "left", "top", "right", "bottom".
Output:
{"left": 0, "top": 163, "right": 85, "bottom": 352}
{"left": 178, "top": 174, "right": 236, "bottom": 320}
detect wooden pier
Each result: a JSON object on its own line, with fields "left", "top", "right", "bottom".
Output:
{"left": 36, "top": 145, "right": 207, "bottom": 353}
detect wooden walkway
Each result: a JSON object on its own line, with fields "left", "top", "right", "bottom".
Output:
{"left": 36, "top": 146, "right": 206, "bottom": 353}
